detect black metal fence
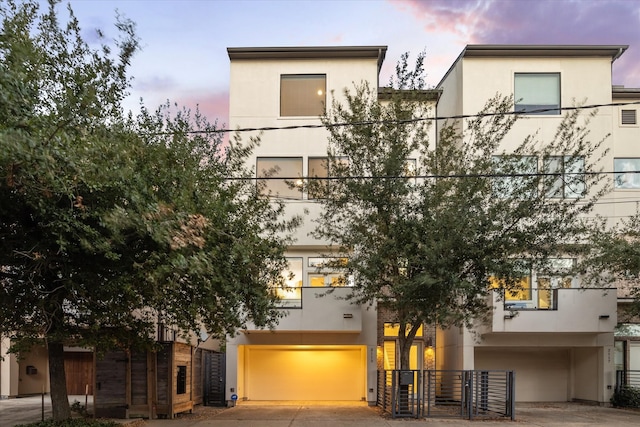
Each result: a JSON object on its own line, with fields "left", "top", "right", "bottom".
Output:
{"left": 615, "top": 370, "right": 640, "bottom": 392}
{"left": 378, "top": 369, "right": 515, "bottom": 420}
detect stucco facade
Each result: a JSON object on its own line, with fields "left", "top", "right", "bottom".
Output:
{"left": 226, "top": 44, "right": 639, "bottom": 406}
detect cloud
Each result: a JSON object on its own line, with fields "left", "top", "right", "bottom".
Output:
{"left": 389, "top": 0, "right": 640, "bottom": 86}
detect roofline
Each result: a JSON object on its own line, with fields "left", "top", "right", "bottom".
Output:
{"left": 612, "top": 86, "right": 640, "bottom": 99}
{"left": 227, "top": 46, "right": 388, "bottom": 73}
{"left": 437, "top": 44, "right": 629, "bottom": 89}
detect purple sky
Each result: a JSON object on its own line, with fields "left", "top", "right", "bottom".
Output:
{"left": 49, "top": 0, "right": 640, "bottom": 128}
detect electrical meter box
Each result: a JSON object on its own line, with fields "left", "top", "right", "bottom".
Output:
{"left": 399, "top": 371, "right": 414, "bottom": 385}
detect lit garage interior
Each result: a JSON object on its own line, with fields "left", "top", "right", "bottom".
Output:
{"left": 239, "top": 345, "right": 367, "bottom": 401}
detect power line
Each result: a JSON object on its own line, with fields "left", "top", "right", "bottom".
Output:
{"left": 231, "top": 169, "right": 640, "bottom": 181}
{"left": 147, "top": 100, "right": 640, "bottom": 136}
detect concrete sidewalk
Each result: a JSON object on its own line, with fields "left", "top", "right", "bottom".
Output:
{"left": 140, "top": 402, "right": 640, "bottom": 427}
{"left": 2, "top": 397, "right": 640, "bottom": 426}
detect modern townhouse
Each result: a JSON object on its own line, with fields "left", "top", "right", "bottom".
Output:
{"left": 226, "top": 44, "right": 639, "bottom": 407}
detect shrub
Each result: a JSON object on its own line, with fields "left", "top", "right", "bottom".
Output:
{"left": 611, "top": 386, "right": 640, "bottom": 408}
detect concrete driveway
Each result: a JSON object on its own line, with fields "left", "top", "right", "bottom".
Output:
{"left": 2, "top": 398, "right": 640, "bottom": 426}
{"left": 141, "top": 401, "right": 640, "bottom": 427}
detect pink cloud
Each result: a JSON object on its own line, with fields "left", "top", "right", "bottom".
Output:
{"left": 389, "top": 0, "right": 640, "bottom": 87}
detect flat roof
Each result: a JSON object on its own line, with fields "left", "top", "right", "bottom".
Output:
{"left": 227, "top": 46, "right": 387, "bottom": 72}
{"left": 461, "top": 44, "right": 628, "bottom": 59}
{"left": 612, "top": 86, "right": 640, "bottom": 99}
{"left": 438, "top": 44, "right": 629, "bottom": 88}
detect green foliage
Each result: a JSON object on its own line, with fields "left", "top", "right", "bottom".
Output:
{"left": 0, "top": 0, "right": 297, "bottom": 420}
{"left": 16, "top": 420, "right": 118, "bottom": 427}
{"left": 586, "top": 213, "right": 640, "bottom": 317}
{"left": 611, "top": 386, "right": 640, "bottom": 408}
{"left": 316, "top": 52, "right": 608, "bottom": 368}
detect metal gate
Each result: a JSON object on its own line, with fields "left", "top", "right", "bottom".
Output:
{"left": 378, "top": 369, "right": 515, "bottom": 420}
{"left": 203, "top": 351, "right": 226, "bottom": 406}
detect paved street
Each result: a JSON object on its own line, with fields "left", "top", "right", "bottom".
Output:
{"left": 2, "top": 397, "right": 640, "bottom": 426}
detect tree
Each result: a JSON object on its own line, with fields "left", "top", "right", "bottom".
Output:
{"left": 586, "top": 212, "right": 640, "bottom": 320}
{"left": 0, "top": 1, "right": 297, "bottom": 419}
{"left": 314, "top": 52, "right": 608, "bottom": 371}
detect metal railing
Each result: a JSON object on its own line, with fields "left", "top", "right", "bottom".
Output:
{"left": 616, "top": 370, "right": 640, "bottom": 392}
{"left": 378, "top": 369, "right": 515, "bottom": 420}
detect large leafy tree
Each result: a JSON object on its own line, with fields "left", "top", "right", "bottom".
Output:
{"left": 0, "top": 0, "right": 296, "bottom": 420}
{"left": 314, "top": 52, "right": 608, "bottom": 370}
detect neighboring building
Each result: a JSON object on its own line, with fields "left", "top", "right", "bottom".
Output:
{"left": 435, "top": 45, "right": 632, "bottom": 403}
{"left": 226, "top": 44, "right": 639, "bottom": 406}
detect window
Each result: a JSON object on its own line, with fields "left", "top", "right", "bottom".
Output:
{"left": 308, "top": 157, "right": 329, "bottom": 199}
{"left": 383, "top": 323, "right": 423, "bottom": 371}
{"left": 491, "top": 275, "right": 532, "bottom": 302}
{"left": 307, "top": 157, "right": 348, "bottom": 199}
{"left": 176, "top": 365, "right": 187, "bottom": 395}
{"left": 493, "top": 155, "right": 537, "bottom": 198}
{"left": 257, "top": 157, "right": 303, "bottom": 199}
{"left": 272, "top": 258, "right": 303, "bottom": 308}
{"left": 614, "top": 158, "right": 640, "bottom": 189}
{"left": 536, "top": 258, "right": 574, "bottom": 309}
{"left": 544, "top": 156, "right": 585, "bottom": 198}
{"left": 514, "top": 73, "right": 560, "bottom": 115}
{"left": 280, "top": 74, "right": 326, "bottom": 117}
{"left": 621, "top": 109, "right": 637, "bottom": 125}
{"left": 308, "top": 257, "right": 351, "bottom": 287}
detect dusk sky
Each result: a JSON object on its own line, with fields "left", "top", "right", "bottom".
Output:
{"left": 47, "top": 0, "right": 640, "bottom": 127}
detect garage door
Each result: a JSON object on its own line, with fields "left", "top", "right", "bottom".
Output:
{"left": 244, "top": 346, "right": 366, "bottom": 401}
{"left": 475, "top": 348, "right": 569, "bottom": 402}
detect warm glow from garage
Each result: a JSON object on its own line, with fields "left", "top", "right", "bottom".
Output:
{"left": 241, "top": 345, "right": 366, "bottom": 401}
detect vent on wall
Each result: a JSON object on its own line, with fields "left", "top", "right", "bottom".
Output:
{"left": 621, "top": 109, "right": 637, "bottom": 125}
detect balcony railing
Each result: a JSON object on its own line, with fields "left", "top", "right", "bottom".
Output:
{"left": 248, "top": 287, "right": 362, "bottom": 332}
{"left": 487, "top": 287, "right": 616, "bottom": 334}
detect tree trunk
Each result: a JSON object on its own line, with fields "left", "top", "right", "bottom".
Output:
{"left": 48, "top": 341, "right": 71, "bottom": 420}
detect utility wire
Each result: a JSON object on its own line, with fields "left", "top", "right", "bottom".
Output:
{"left": 229, "top": 169, "right": 640, "bottom": 181}
{"left": 147, "top": 100, "right": 640, "bottom": 136}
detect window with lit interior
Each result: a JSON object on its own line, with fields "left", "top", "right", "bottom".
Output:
{"left": 256, "top": 157, "right": 303, "bottom": 199}
{"left": 271, "top": 258, "right": 303, "bottom": 308}
{"left": 280, "top": 74, "right": 326, "bottom": 117}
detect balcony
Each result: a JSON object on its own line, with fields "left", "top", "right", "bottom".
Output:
{"left": 246, "top": 287, "right": 362, "bottom": 333}
{"left": 487, "top": 288, "right": 616, "bottom": 334}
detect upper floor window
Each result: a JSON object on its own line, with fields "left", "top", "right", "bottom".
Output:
{"left": 257, "top": 157, "right": 303, "bottom": 199}
{"left": 308, "top": 257, "right": 351, "bottom": 287}
{"left": 621, "top": 109, "right": 637, "bottom": 126}
{"left": 514, "top": 73, "right": 560, "bottom": 115}
{"left": 544, "top": 156, "right": 585, "bottom": 198}
{"left": 492, "top": 155, "right": 538, "bottom": 198}
{"left": 272, "top": 257, "right": 303, "bottom": 308}
{"left": 307, "top": 156, "right": 348, "bottom": 199}
{"left": 280, "top": 74, "right": 326, "bottom": 117}
{"left": 614, "top": 158, "right": 640, "bottom": 189}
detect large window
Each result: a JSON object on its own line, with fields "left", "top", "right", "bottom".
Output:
{"left": 493, "top": 155, "right": 537, "bottom": 198}
{"left": 544, "top": 156, "right": 585, "bottom": 198}
{"left": 307, "top": 157, "right": 348, "bottom": 199}
{"left": 272, "top": 258, "right": 303, "bottom": 308}
{"left": 614, "top": 158, "right": 640, "bottom": 189}
{"left": 257, "top": 157, "right": 303, "bottom": 199}
{"left": 514, "top": 73, "right": 560, "bottom": 115}
{"left": 491, "top": 275, "right": 532, "bottom": 302}
{"left": 280, "top": 74, "right": 326, "bottom": 117}
{"left": 308, "top": 257, "right": 351, "bottom": 287}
